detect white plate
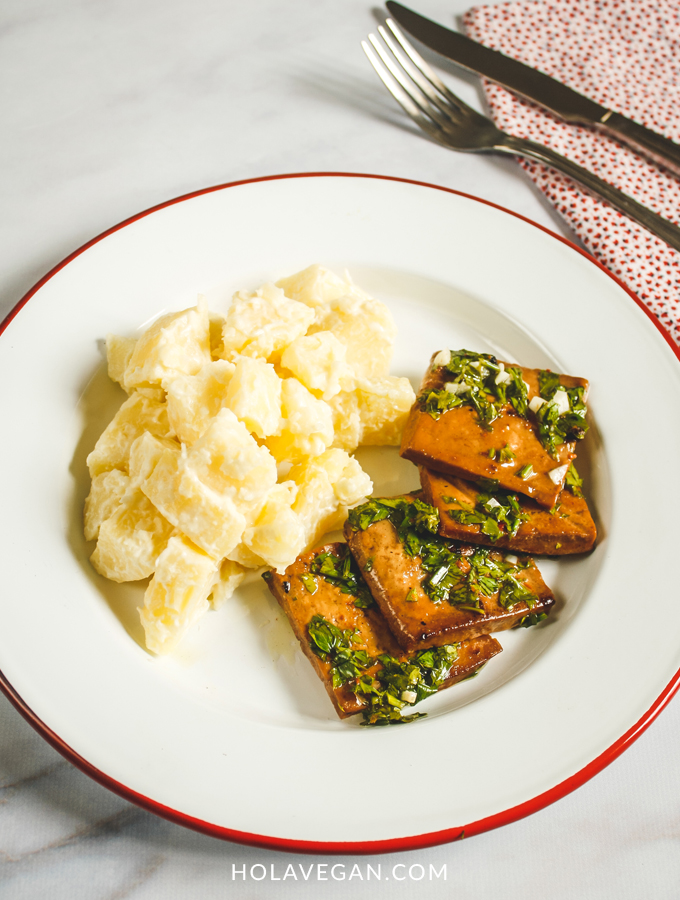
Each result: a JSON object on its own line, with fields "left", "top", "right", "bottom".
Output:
{"left": 2, "top": 173, "right": 680, "bottom": 853}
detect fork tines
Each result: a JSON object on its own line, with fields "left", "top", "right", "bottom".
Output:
{"left": 362, "top": 19, "right": 474, "bottom": 142}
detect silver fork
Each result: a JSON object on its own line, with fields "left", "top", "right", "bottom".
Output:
{"left": 363, "top": 20, "right": 680, "bottom": 254}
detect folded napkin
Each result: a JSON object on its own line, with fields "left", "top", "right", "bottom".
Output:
{"left": 463, "top": 0, "right": 680, "bottom": 346}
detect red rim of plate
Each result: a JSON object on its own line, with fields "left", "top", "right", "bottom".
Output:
{"left": 2, "top": 171, "right": 679, "bottom": 855}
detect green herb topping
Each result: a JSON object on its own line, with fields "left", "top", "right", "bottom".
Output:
{"left": 310, "top": 545, "right": 374, "bottom": 608}
{"left": 444, "top": 489, "right": 528, "bottom": 542}
{"left": 356, "top": 645, "right": 460, "bottom": 726}
{"left": 535, "top": 371, "right": 588, "bottom": 454}
{"left": 300, "top": 573, "right": 318, "bottom": 594}
{"left": 518, "top": 612, "right": 548, "bottom": 628}
{"left": 489, "top": 444, "right": 515, "bottom": 463}
{"left": 564, "top": 462, "right": 584, "bottom": 498}
{"left": 347, "top": 498, "right": 537, "bottom": 614}
{"left": 307, "top": 615, "right": 372, "bottom": 689}
{"left": 307, "top": 612, "right": 460, "bottom": 727}
{"left": 420, "top": 349, "right": 527, "bottom": 428}
{"left": 422, "top": 350, "right": 588, "bottom": 454}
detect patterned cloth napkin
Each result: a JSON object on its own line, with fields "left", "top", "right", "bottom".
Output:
{"left": 462, "top": 0, "right": 680, "bottom": 346}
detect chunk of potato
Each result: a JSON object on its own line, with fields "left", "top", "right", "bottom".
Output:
{"left": 106, "top": 335, "right": 137, "bottom": 390}
{"left": 327, "top": 390, "right": 362, "bottom": 452}
{"left": 242, "top": 482, "right": 305, "bottom": 573}
{"left": 290, "top": 449, "right": 372, "bottom": 550}
{"left": 356, "top": 375, "right": 416, "bottom": 445}
{"left": 166, "top": 359, "right": 235, "bottom": 445}
{"left": 308, "top": 288, "right": 396, "bottom": 380}
{"left": 140, "top": 534, "right": 219, "bottom": 654}
{"left": 225, "top": 542, "right": 267, "bottom": 570}
{"left": 124, "top": 301, "right": 211, "bottom": 392}
{"left": 210, "top": 558, "right": 248, "bottom": 610}
{"left": 83, "top": 469, "right": 131, "bottom": 542}
{"left": 276, "top": 264, "right": 348, "bottom": 310}
{"left": 86, "top": 392, "right": 173, "bottom": 477}
{"left": 221, "top": 282, "right": 314, "bottom": 363}
{"left": 280, "top": 331, "right": 353, "bottom": 400}
{"left": 224, "top": 356, "right": 281, "bottom": 439}
{"left": 90, "top": 489, "right": 174, "bottom": 582}
{"left": 141, "top": 446, "right": 247, "bottom": 560}
{"left": 128, "top": 431, "right": 180, "bottom": 489}
{"left": 185, "top": 407, "right": 278, "bottom": 509}
{"left": 265, "top": 378, "right": 334, "bottom": 463}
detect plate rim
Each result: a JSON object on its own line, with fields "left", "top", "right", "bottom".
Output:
{"left": 2, "top": 170, "right": 679, "bottom": 855}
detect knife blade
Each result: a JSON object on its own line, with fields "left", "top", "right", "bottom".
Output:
{"left": 386, "top": 1, "right": 680, "bottom": 177}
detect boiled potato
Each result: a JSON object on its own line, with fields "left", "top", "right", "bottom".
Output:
{"left": 87, "top": 266, "right": 413, "bottom": 655}
{"left": 308, "top": 288, "right": 396, "bottom": 380}
{"left": 140, "top": 534, "right": 219, "bottom": 654}
{"left": 357, "top": 376, "right": 416, "bottom": 445}
{"left": 141, "top": 446, "right": 247, "bottom": 560}
{"left": 220, "top": 282, "right": 314, "bottom": 363}
{"left": 223, "top": 356, "right": 281, "bottom": 439}
{"left": 265, "top": 378, "right": 334, "bottom": 463}
{"left": 290, "top": 449, "right": 372, "bottom": 550}
{"left": 280, "top": 331, "right": 353, "bottom": 400}
{"left": 106, "top": 334, "right": 137, "bottom": 389}
{"left": 128, "top": 431, "right": 180, "bottom": 489}
{"left": 276, "top": 264, "right": 348, "bottom": 310}
{"left": 86, "top": 392, "right": 173, "bottom": 477}
{"left": 242, "top": 482, "right": 305, "bottom": 574}
{"left": 124, "top": 301, "right": 211, "bottom": 392}
{"left": 166, "top": 359, "right": 235, "bottom": 445}
{"left": 90, "top": 489, "right": 174, "bottom": 582}
{"left": 185, "top": 408, "right": 277, "bottom": 509}
{"left": 210, "top": 558, "right": 248, "bottom": 610}
{"left": 327, "top": 390, "right": 362, "bottom": 452}
{"left": 84, "top": 469, "right": 130, "bottom": 542}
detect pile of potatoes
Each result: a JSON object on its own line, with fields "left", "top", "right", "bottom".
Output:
{"left": 84, "top": 266, "right": 415, "bottom": 654}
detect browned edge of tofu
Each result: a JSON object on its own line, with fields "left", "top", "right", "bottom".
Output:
{"left": 400, "top": 353, "right": 589, "bottom": 509}
{"left": 420, "top": 467, "right": 597, "bottom": 555}
{"left": 344, "top": 503, "right": 554, "bottom": 652}
{"left": 265, "top": 542, "right": 502, "bottom": 719}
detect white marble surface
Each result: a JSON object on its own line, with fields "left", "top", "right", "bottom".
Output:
{"left": 1, "top": 0, "right": 679, "bottom": 896}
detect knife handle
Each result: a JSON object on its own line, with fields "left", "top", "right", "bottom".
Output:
{"left": 500, "top": 134, "right": 680, "bottom": 254}
{"left": 598, "top": 112, "right": 680, "bottom": 178}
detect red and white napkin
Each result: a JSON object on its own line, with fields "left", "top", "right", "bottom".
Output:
{"left": 463, "top": 0, "right": 680, "bottom": 346}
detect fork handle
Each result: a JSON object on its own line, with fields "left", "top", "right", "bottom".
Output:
{"left": 497, "top": 134, "right": 680, "bottom": 254}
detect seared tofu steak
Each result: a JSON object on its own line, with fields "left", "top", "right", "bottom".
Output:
{"left": 420, "top": 467, "right": 596, "bottom": 555}
{"left": 400, "top": 350, "right": 589, "bottom": 509}
{"left": 344, "top": 495, "right": 554, "bottom": 652}
{"left": 265, "top": 542, "right": 501, "bottom": 725}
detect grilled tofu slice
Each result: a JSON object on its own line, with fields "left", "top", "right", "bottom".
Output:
{"left": 265, "top": 542, "right": 502, "bottom": 721}
{"left": 400, "top": 350, "right": 589, "bottom": 509}
{"left": 420, "top": 467, "right": 596, "bottom": 556}
{"left": 344, "top": 495, "right": 554, "bottom": 652}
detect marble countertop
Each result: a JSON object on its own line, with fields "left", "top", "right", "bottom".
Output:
{"left": 2, "top": 0, "right": 679, "bottom": 896}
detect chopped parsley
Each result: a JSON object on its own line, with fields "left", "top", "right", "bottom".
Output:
{"left": 564, "top": 462, "right": 584, "bottom": 498}
{"left": 489, "top": 444, "right": 515, "bottom": 463}
{"left": 300, "top": 574, "right": 318, "bottom": 594}
{"left": 356, "top": 645, "right": 460, "bottom": 726}
{"left": 307, "top": 615, "right": 371, "bottom": 689}
{"left": 306, "top": 615, "right": 461, "bottom": 726}
{"left": 535, "top": 370, "right": 588, "bottom": 455}
{"left": 422, "top": 350, "right": 587, "bottom": 455}
{"left": 347, "top": 497, "right": 537, "bottom": 614}
{"left": 518, "top": 612, "right": 548, "bottom": 628}
{"left": 310, "top": 545, "right": 373, "bottom": 608}
{"left": 444, "top": 489, "right": 528, "bottom": 542}
{"left": 420, "top": 349, "right": 527, "bottom": 428}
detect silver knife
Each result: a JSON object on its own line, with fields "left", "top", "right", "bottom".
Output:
{"left": 386, "top": 1, "right": 680, "bottom": 177}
